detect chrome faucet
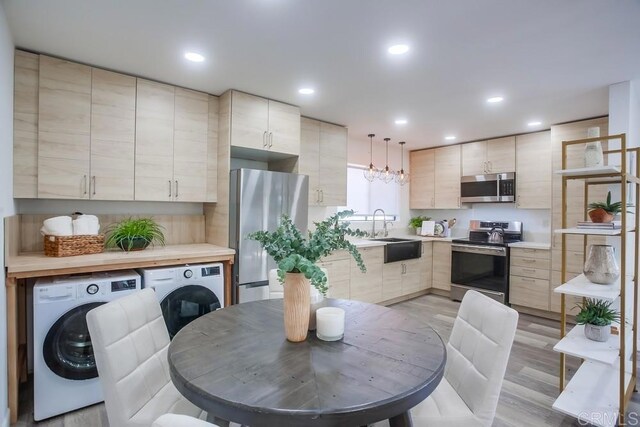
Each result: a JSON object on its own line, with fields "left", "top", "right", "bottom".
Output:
{"left": 371, "top": 208, "right": 388, "bottom": 237}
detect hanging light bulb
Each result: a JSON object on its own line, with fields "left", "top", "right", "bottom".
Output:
{"left": 395, "top": 141, "right": 410, "bottom": 186}
{"left": 380, "top": 138, "right": 395, "bottom": 183}
{"left": 363, "top": 133, "right": 380, "bottom": 182}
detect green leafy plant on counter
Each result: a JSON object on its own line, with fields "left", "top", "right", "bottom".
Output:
{"left": 409, "top": 215, "right": 432, "bottom": 229}
{"left": 248, "top": 210, "right": 367, "bottom": 295}
{"left": 575, "top": 298, "right": 620, "bottom": 326}
{"left": 104, "top": 217, "right": 166, "bottom": 252}
{"left": 588, "top": 191, "right": 623, "bottom": 215}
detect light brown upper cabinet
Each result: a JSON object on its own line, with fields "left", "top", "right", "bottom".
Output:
{"left": 434, "top": 145, "right": 462, "bottom": 208}
{"left": 461, "top": 136, "right": 515, "bottom": 176}
{"left": 409, "top": 149, "right": 435, "bottom": 209}
{"left": 230, "top": 91, "right": 300, "bottom": 155}
{"left": 90, "top": 69, "right": 136, "bottom": 200}
{"left": 515, "top": 131, "right": 551, "bottom": 208}
{"left": 298, "top": 117, "right": 348, "bottom": 206}
{"left": 37, "top": 56, "right": 92, "bottom": 199}
{"left": 14, "top": 51, "right": 39, "bottom": 198}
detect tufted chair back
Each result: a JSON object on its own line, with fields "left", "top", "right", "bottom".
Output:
{"left": 444, "top": 290, "right": 518, "bottom": 425}
{"left": 87, "top": 288, "right": 205, "bottom": 427}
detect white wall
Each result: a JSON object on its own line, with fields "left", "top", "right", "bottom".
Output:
{"left": 0, "top": 2, "right": 15, "bottom": 425}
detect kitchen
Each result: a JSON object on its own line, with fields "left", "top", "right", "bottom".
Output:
{"left": 1, "top": 2, "right": 640, "bottom": 427}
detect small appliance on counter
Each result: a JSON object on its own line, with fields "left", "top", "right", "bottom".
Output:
{"left": 450, "top": 220, "right": 523, "bottom": 304}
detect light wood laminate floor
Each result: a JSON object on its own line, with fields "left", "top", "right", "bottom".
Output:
{"left": 18, "top": 294, "right": 640, "bottom": 426}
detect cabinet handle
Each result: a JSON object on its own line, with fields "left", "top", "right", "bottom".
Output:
{"left": 483, "top": 161, "right": 487, "bottom": 173}
{"left": 263, "top": 131, "right": 268, "bottom": 147}
{"left": 175, "top": 180, "right": 179, "bottom": 199}
{"left": 521, "top": 278, "right": 536, "bottom": 283}
{"left": 516, "top": 195, "right": 520, "bottom": 207}
{"left": 489, "top": 160, "right": 493, "bottom": 172}
{"left": 169, "top": 180, "right": 172, "bottom": 198}
{"left": 92, "top": 176, "right": 96, "bottom": 196}
{"left": 522, "top": 259, "right": 536, "bottom": 263}
{"left": 269, "top": 132, "right": 273, "bottom": 148}
{"left": 320, "top": 189, "right": 324, "bottom": 203}
{"left": 83, "top": 175, "right": 87, "bottom": 196}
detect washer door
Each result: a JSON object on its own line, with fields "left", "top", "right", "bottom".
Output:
{"left": 161, "top": 285, "right": 221, "bottom": 338}
{"left": 43, "top": 301, "right": 104, "bottom": 381}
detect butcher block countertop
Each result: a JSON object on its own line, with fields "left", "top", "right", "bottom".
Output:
{"left": 6, "top": 243, "right": 235, "bottom": 279}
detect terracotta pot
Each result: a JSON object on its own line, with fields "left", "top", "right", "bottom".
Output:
{"left": 283, "top": 273, "right": 310, "bottom": 342}
{"left": 588, "top": 208, "right": 614, "bottom": 223}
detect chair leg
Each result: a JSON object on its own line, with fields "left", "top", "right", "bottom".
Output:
{"left": 389, "top": 411, "right": 413, "bottom": 427}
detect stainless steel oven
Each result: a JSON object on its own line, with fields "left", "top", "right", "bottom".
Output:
{"left": 460, "top": 172, "right": 515, "bottom": 203}
{"left": 451, "top": 243, "right": 509, "bottom": 303}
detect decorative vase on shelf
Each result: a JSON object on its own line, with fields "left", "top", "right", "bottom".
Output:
{"left": 583, "top": 245, "right": 620, "bottom": 285}
{"left": 588, "top": 208, "right": 614, "bottom": 223}
{"left": 584, "top": 126, "right": 603, "bottom": 168}
{"left": 584, "top": 324, "right": 611, "bottom": 342}
{"left": 283, "top": 273, "right": 311, "bottom": 342}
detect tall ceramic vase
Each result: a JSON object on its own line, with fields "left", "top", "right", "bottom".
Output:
{"left": 283, "top": 273, "right": 310, "bottom": 342}
{"left": 583, "top": 245, "right": 620, "bottom": 285}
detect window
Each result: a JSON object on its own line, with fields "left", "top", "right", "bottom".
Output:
{"left": 339, "top": 165, "right": 400, "bottom": 221}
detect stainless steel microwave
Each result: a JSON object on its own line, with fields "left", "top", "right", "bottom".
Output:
{"left": 460, "top": 172, "right": 515, "bottom": 203}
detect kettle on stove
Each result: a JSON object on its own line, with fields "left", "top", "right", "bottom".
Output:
{"left": 488, "top": 227, "right": 505, "bottom": 244}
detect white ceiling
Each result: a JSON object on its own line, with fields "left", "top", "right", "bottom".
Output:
{"left": 3, "top": 0, "right": 640, "bottom": 149}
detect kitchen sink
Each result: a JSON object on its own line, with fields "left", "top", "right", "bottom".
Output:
{"left": 370, "top": 238, "right": 422, "bottom": 263}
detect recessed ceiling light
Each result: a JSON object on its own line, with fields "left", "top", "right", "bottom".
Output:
{"left": 486, "top": 96, "right": 504, "bottom": 103}
{"left": 184, "top": 52, "right": 205, "bottom": 62}
{"left": 445, "top": 136, "right": 456, "bottom": 141}
{"left": 528, "top": 121, "right": 542, "bottom": 126}
{"left": 298, "top": 88, "right": 315, "bottom": 95}
{"left": 388, "top": 44, "right": 410, "bottom": 55}
{"left": 395, "top": 119, "right": 408, "bottom": 125}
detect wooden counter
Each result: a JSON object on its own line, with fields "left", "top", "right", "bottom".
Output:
{"left": 4, "top": 243, "right": 235, "bottom": 424}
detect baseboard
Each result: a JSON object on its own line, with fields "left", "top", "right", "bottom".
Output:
{"left": 1, "top": 409, "right": 9, "bottom": 427}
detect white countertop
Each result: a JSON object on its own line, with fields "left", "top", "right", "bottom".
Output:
{"left": 349, "top": 235, "right": 455, "bottom": 248}
{"left": 508, "top": 241, "right": 551, "bottom": 250}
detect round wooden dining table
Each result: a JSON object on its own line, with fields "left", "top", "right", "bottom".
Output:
{"left": 168, "top": 298, "right": 446, "bottom": 427}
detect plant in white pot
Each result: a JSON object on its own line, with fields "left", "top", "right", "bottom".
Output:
{"left": 249, "top": 210, "right": 367, "bottom": 342}
{"left": 575, "top": 298, "right": 620, "bottom": 342}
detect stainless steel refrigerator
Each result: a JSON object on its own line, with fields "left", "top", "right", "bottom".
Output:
{"left": 229, "top": 169, "right": 309, "bottom": 303}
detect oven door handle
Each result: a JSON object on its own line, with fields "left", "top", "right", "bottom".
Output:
{"left": 451, "top": 244, "right": 507, "bottom": 257}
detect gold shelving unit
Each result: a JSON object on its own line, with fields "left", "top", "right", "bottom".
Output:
{"left": 552, "top": 133, "right": 639, "bottom": 427}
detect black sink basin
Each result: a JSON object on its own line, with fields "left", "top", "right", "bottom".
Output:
{"left": 371, "top": 238, "right": 422, "bottom": 263}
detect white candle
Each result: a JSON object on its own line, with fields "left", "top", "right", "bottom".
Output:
{"left": 316, "top": 307, "right": 345, "bottom": 341}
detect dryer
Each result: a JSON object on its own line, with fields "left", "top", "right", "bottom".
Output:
{"left": 33, "top": 270, "right": 140, "bottom": 421}
{"left": 140, "top": 263, "right": 224, "bottom": 338}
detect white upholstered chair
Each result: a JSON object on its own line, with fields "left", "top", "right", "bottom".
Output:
{"left": 153, "top": 414, "right": 216, "bottom": 427}
{"left": 411, "top": 290, "right": 519, "bottom": 427}
{"left": 86, "top": 288, "right": 215, "bottom": 427}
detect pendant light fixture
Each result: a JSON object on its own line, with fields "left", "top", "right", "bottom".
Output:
{"left": 381, "top": 138, "right": 395, "bottom": 183}
{"left": 395, "top": 141, "right": 410, "bottom": 186}
{"left": 363, "top": 133, "right": 380, "bottom": 182}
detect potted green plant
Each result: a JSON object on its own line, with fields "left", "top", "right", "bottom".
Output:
{"left": 249, "top": 210, "right": 367, "bottom": 342}
{"left": 588, "top": 191, "right": 622, "bottom": 223}
{"left": 104, "top": 218, "right": 166, "bottom": 252}
{"left": 575, "top": 298, "right": 620, "bottom": 342}
{"left": 409, "top": 216, "right": 431, "bottom": 234}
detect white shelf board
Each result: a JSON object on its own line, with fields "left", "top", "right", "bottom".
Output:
{"left": 553, "top": 323, "right": 628, "bottom": 365}
{"left": 553, "top": 227, "right": 633, "bottom": 236}
{"left": 553, "top": 360, "right": 632, "bottom": 427}
{"left": 555, "top": 165, "right": 621, "bottom": 177}
{"left": 554, "top": 274, "right": 624, "bottom": 301}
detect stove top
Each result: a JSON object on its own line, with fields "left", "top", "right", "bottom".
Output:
{"left": 454, "top": 219, "right": 523, "bottom": 246}
{"left": 451, "top": 238, "right": 512, "bottom": 248}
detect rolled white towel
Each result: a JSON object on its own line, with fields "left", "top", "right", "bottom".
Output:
{"left": 73, "top": 215, "right": 100, "bottom": 235}
{"left": 42, "top": 216, "right": 73, "bottom": 236}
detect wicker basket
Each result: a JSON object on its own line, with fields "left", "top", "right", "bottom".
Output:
{"left": 43, "top": 234, "right": 105, "bottom": 257}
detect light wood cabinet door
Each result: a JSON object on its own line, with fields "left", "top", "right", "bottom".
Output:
{"left": 206, "top": 95, "right": 220, "bottom": 203}
{"left": 486, "top": 136, "right": 516, "bottom": 173}
{"left": 409, "top": 150, "right": 435, "bottom": 209}
{"left": 434, "top": 145, "right": 461, "bottom": 208}
{"left": 350, "top": 246, "right": 383, "bottom": 303}
{"left": 419, "top": 242, "right": 433, "bottom": 291}
{"left": 516, "top": 131, "right": 551, "bottom": 208}
{"left": 231, "top": 91, "right": 269, "bottom": 151}
{"left": 135, "top": 79, "right": 175, "bottom": 201}
{"left": 14, "top": 51, "right": 39, "bottom": 198}
{"left": 319, "top": 122, "right": 348, "bottom": 206}
{"left": 299, "top": 117, "right": 321, "bottom": 205}
{"left": 268, "top": 100, "right": 300, "bottom": 155}
{"left": 382, "top": 262, "right": 403, "bottom": 301}
{"left": 509, "top": 276, "right": 550, "bottom": 311}
{"left": 173, "top": 88, "right": 209, "bottom": 202}
{"left": 320, "top": 258, "right": 351, "bottom": 299}
{"left": 90, "top": 69, "right": 136, "bottom": 200}
{"left": 461, "top": 141, "right": 487, "bottom": 176}
{"left": 432, "top": 241, "right": 452, "bottom": 291}
{"left": 402, "top": 259, "right": 424, "bottom": 294}
{"left": 38, "top": 56, "right": 91, "bottom": 199}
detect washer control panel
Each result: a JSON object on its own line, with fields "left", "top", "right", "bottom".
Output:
{"left": 183, "top": 269, "right": 193, "bottom": 279}
{"left": 86, "top": 284, "right": 99, "bottom": 295}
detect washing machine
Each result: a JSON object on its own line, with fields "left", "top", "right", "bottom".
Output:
{"left": 33, "top": 270, "right": 140, "bottom": 421}
{"left": 140, "top": 263, "right": 224, "bottom": 338}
